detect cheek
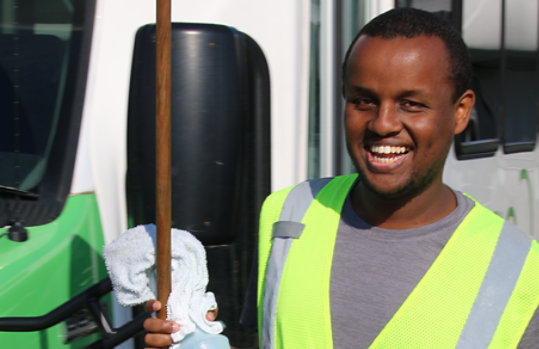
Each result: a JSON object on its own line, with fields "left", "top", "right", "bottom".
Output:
{"left": 344, "top": 109, "right": 366, "bottom": 139}
{"left": 414, "top": 120, "right": 454, "bottom": 158}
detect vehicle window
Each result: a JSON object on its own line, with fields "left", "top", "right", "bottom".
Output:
{"left": 0, "top": 0, "right": 93, "bottom": 227}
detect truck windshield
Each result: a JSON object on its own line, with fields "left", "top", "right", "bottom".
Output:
{"left": 0, "top": 0, "right": 93, "bottom": 226}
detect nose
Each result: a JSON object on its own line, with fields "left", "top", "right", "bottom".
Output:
{"left": 368, "top": 102, "right": 402, "bottom": 136}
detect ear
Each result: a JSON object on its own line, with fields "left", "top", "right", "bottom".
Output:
{"left": 453, "top": 89, "right": 475, "bottom": 134}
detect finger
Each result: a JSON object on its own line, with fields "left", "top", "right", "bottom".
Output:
{"left": 144, "top": 332, "right": 174, "bottom": 348}
{"left": 144, "top": 300, "right": 162, "bottom": 313}
{"left": 206, "top": 308, "right": 218, "bottom": 321}
{"left": 143, "top": 318, "right": 179, "bottom": 333}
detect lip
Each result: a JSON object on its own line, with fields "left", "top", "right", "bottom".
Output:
{"left": 364, "top": 144, "right": 411, "bottom": 172}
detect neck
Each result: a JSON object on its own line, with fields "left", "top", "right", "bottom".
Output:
{"left": 351, "top": 180, "right": 457, "bottom": 229}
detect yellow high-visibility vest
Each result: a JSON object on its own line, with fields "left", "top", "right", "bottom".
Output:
{"left": 257, "top": 174, "right": 539, "bottom": 349}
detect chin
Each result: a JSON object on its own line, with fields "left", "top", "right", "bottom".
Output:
{"left": 364, "top": 180, "right": 415, "bottom": 200}
{"left": 356, "top": 167, "right": 441, "bottom": 202}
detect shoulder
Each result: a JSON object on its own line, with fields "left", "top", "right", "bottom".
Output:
{"left": 463, "top": 195, "right": 539, "bottom": 275}
{"left": 464, "top": 193, "right": 536, "bottom": 242}
{"left": 262, "top": 174, "right": 358, "bottom": 209}
{"left": 262, "top": 176, "right": 334, "bottom": 206}
{"left": 462, "top": 193, "right": 504, "bottom": 221}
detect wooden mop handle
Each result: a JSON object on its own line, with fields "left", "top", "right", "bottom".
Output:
{"left": 155, "top": 0, "right": 172, "bottom": 321}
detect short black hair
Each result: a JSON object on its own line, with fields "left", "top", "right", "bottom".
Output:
{"left": 342, "top": 8, "right": 472, "bottom": 102}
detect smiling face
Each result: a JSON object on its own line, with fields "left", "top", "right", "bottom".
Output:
{"left": 344, "top": 34, "right": 472, "bottom": 200}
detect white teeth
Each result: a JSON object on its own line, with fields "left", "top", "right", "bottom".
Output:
{"left": 369, "top": 145, "right": 409, "bottom": 164}
{"left": 372, "top": 155, "right": 404, "bottom": 164}
{"left": 370, "top": 145, "right": 408, "bottom": 155}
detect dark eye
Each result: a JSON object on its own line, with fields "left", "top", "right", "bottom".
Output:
{"left": 401, "top": 99, "right": 427, "bottom": 112}
{"left": 352, "top": 97, "right": 377, "bottom": 111}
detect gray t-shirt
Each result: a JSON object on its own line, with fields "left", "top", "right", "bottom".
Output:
{"left": 331, "top": 190, "right": 537, "bottom": 348}
{"left": 240, "top": 188, "right": 539, "bottom": 347}
{"left": 330, "top": 190, "right": 473, "bottom": 347}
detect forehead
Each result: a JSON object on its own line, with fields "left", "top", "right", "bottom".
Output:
{"left": 345, "top": 35, "right": 452, "bottom": 90}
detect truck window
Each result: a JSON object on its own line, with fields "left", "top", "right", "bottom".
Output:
{"left": 0, "top": 0, "right": 93, "bottom": 227}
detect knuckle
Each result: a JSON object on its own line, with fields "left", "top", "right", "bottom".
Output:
{"left": 143, "top": 318, "right": 153, "bottom": 330}
{"left": 144, "top": 333, "right": 171, "bottom": 347}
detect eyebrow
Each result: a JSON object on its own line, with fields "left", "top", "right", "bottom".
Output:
{"left": 398, "top": 89, "right": 430, "bottom": 99}
{"left": 347, "top": 85, "right": 430, "bottom": 99}
{"left": 346, "top": 86, "right": 376, "bottom": 97}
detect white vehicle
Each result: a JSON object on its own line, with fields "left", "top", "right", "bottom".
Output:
{"left": 0, "top": 0, "right": 536, "bottom": 348}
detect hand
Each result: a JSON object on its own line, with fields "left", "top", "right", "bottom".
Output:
{"left": 143, "top": 300, "right": 218, "bottom": 349}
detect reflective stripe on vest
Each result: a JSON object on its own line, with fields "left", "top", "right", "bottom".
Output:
{"left": 456, "top": 222, "right": 531, "bottom": 348}
{"left": 257, "top": 174, "right": 357, "bottom": 348}
{"left": 261, "top": 178, "right": 332, "bottom": 349}
{"left": 257, "top": 175, "right": 539, "bottom": 349}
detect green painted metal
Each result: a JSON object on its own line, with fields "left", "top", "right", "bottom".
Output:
{"left": 0, "top": 193, "right": 109, "bottom": 348}
{"left": 520, "top": 169, "right": 534, "bottom": 234}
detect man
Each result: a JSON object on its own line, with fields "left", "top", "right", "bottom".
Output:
{"left": 144, "top": 8, "right": 539, "bottom": 348}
